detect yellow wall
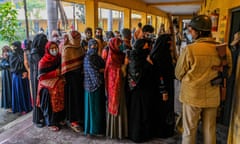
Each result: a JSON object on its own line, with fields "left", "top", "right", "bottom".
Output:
{"left": 200, "top": 0, "right": 240, "bottom": 42}
{"left": 64, "top": 0, "right": 170, "bottom": 35}
{"left": 34, "top": 18, "right": 144, "bottom": 35}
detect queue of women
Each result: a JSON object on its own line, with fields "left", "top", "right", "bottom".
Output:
{"left": 0, "top": 20, "right": 238, "bottom": 144}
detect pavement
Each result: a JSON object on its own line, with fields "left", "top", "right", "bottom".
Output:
{"left": 0, "top": 111, "right": 228, "bottom": 144}
{"left": 0, "top": 112, "right": 181, "bottom": 144}
{"left": 0, "top": 109, "right": 20, "bottom": 130}
{"left": 0, "top": 66, "right": 229, "bottom": 144}
{"left": 0, "top": 74, "right": 24, "bottom": 132}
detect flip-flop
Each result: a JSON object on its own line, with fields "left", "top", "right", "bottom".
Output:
{"left": 70, "top": 122, "right": 82, "bottom": 133}
{"left": 6, "top": 109, "right": 12, "bottom": 113}
{"left": 48, "top": 126, "right": 60, "bottom": 132}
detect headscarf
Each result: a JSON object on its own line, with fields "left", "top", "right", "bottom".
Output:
{"left": 107, "top": 38, "right": 125, "bottom": 66}
{"left": 83, "top": 39, "right": 105, "bottom": 92}
{"left": 31, "top": 33, "right": 48, "bottom": 57}
{"left": 1, "top": 45, "right": 11, "bottom": 68}
{"left": 2, "top": 45, "right": 11, "bottom": 57}
{"left": 128, "top": 39, "right": 150, "bottom": 90}
{"left": 150, "top": 34, "right": 174, "bottom": 77}
{"left": 61, "top": 30, "right": 85, "bottom": 74}
{"left": 132, "top": 38, "right": 150, "bottom": 63}
{"left": 38, "top": 41, "right": 60, "bottom": 77}
{"left": 9, "top": 41, "right": 25, "bottom": 73}
{"left": 11, "top": 41, "right": 22, "bottom": 55}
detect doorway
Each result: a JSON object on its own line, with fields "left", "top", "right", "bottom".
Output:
{"left": 221, "top": 7, "right": 240, "bottom": 126}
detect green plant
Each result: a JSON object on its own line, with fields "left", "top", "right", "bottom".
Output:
{"left": 0, "top": 2, "right": 20, "bottom": 44}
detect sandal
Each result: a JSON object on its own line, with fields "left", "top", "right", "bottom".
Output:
{"left": 70, "top": 122, "right": 82, "bottom": 133}
{"left": 48, "top": 125, "right": 60, "bottom": 132}
{"left": 21, "top": 111, "right": 27, "bottom": 115}
{"left": 59, "top": 121, "right": 66, "bottom": 126}
{"left": 6, "top": 109, "right": 12, "bottom": 113}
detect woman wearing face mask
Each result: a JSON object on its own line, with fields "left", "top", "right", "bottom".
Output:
{"left": 105, "top": 37, "right": 128, "bottom": 139}
{"left": 9, "top": 41, "right": 32, "bottom": 114}
{"left": 37, "top": 41, "right": 65, "bottom": 132}
{"left": 61, "top": 31, "right": 85, "bottom": 133}
{"left": 127, "top": 38, "right": 155, "bottom": 143}
{"left": 83, "top": 39, "right": 106, "bottom": 136}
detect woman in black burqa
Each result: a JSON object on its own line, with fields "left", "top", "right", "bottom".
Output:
{"left": 150, "top": 34, "right": 175, "bottom": 138}
{"left": 127, "top": 38, "right": 155, "bottom": 142}
{"left": 29, "top": 33, "right": 48, "bottom": 127}
{"left": 9, "top": 41, "right": 32, "bottom": 114}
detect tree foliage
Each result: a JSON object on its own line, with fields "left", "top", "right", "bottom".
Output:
{"left": 16, "top": 0, "right": 45, "bottom": 11}
{"left": 15, "top": 0, "right": 46, "bottom": 35}
{"left": 17, "top": 0, "right": 45, "bottom": 19}
{"left": 0, "top": 2, "right": 19, "bottom": 43}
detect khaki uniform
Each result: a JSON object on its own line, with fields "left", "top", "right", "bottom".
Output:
{"left": 175, "top": 37, "right": 232, "bottom": 144}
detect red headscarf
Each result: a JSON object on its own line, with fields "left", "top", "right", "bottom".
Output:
{"left": 107, "top": 38, "right": 124, "bottom": 66}
{"left": 38, "top": 41, "right": 60, "bottom": 77}
{"left": 105, "top": 38, "right": 125, "bottom": 115}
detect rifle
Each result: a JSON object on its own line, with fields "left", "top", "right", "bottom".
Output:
{"left": 211, "top": 43, "right": 229, "bottom": 101}
{"left": 211, "top": 43, "right": 229, "bottom": 122}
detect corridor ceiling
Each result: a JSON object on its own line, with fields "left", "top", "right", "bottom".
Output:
{"left": 140, "top": 0, "right": 203, "bottom": 15}
{"left": 64, "top": 0, "right": 203, "bottom": 16}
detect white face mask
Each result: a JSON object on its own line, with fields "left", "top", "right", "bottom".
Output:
{"left": 49, "top": 49, "right": 58, "bottom": 56}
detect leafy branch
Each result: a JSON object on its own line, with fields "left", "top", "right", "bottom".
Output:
{"left": 0, "top": 2, "right": 19, "bottom": 43}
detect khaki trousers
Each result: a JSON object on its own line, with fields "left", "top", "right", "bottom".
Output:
{"left": 182, "top": 104, "right": 217, "bottom": 144}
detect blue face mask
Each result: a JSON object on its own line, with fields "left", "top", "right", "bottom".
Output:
{"left": 119, "top": 44, "right": 125, "bottom": 52}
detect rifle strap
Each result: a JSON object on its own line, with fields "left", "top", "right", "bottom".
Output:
{"left": 211, "top": 43, "right": 227, "bottom": 72}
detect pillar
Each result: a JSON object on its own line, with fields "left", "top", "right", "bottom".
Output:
{"left": 85, "top": 0, "right": 98, "bottom": 32}
{"left": 46, "top": 0, "right": 58, "bottom": 40}
{"left": 141, "top": 12, "right": 147, "bottom": 25}
{"left": 123, "top": 8, "right": 131, "bottom": 29}
{"left": 179, "top": 16, "right": 183, "bottom": 32}
{"left": 108, "top": 9, "right": 113, "bottom": 31}
{"left": 151, "top": 15, "right": 157, "bottom": 34}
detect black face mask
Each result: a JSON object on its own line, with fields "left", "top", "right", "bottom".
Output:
{"left": 143, "top": 48, "right": 150, "bottom": 53}
{"left": 142, "top": 48, "right": 150, "bottom": 58}
{"left": 96, "top": 35, "right": 103, "bottom": 40}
